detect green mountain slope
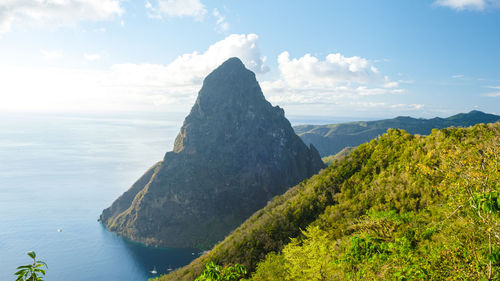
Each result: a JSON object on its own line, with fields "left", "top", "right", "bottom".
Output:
{"left": 321, "top": 146, "right": 354, "bottom": 166}
{"left": 155, "top": 122, "right": 500, "bottom": 281}
{"left": 294, "top": 110, "right": 500, "bottom": 157}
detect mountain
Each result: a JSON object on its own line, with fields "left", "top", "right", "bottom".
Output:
{"left": 294, "top": 110, "right": 500, "bottom": 157}
{"left": 321, "top": 146, "right": 354, "bottom": 166}
{"left": 155, "top": 122, "right": 500, "bottom": 281}
{"left": 100, "top": 58, "right": 325, "bottom": 249}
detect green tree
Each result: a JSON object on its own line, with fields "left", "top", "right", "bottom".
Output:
{"left": 195, "top": 262, "right": 247, "bottom": 281}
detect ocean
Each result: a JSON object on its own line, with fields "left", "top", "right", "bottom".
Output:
{"left": 0, "top": 111, "right": 354, "bottom": 281}
{"left": 0, "top": 112, "right": 198, "bottom": 281}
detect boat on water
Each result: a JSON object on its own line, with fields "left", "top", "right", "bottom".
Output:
{"left": 150, "top": 267, "right": 157, "bottom": 275}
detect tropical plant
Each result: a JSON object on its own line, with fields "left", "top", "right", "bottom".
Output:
{"left": 14, "top": 251, "right": 47, "bottom": 281}
{"left": 195, "top": 262, "right": 247, "bottom": 281}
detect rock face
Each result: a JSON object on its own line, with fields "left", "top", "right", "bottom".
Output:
{"left": 100, "top": 57, "right": 325, "bottom": 249}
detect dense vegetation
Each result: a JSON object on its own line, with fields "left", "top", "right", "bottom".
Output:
{"left": 321, "top": 146, "right": 353, "bottom": 166}
{"left": 294, "top": 110, "right": 500, "bottom": 157}
{"left": 194, "top": 262, "right": 247, "bottom": 281}
{"left": 156, "top": 122, "right": 499, "bottom": 281}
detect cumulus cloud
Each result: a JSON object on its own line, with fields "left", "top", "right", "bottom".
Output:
{"left": 261, "top": 52, "right": 403, "bottom": 109}
{"left": 434, "top": 0, "right": 500, "bottom": 10}
{"left": 146, "top": 0, "right": 206, "bottom": 20}
{"left": 276, "top": 51, "right": 380, "bottom": 88}
{"left": 98, "top": 33, "right": 267, "bottom": 95}
{"left": 168, "top": 33, "right": 268, "bottom": 75}
{"left": 0, "top": 33, "right": 268, "bottom": 113}
{"left": 1, "top": 32, "right": 416, "bottom": 116}
{"left": 0, "top": 0, "right": 123, "bottom": 34}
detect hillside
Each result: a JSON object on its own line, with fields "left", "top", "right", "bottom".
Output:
{"left": 100, "top": 58, "right": 324, "bottom": 249}
{"left": 294, "top": 110, "right": 500, "bottom": 157}
{"left": 321, "top": 146, "right": 354, "bottom": 166}
{"left": 156, "top": 122, "right": 500, "bottom": 281}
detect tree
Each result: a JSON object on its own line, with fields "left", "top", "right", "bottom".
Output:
{"left": 195, "top": 262, "right": 247, "bottom": 281}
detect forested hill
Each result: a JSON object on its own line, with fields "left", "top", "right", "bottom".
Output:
{"left": 155, "top": 121, "right": 500, "bottom": 281}
{"left": 294, "top": 110, "right": 500, "bottom": 157}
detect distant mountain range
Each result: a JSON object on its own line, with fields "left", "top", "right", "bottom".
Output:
{"left": 294, "top": 110, "right": 500, "bottom": 157}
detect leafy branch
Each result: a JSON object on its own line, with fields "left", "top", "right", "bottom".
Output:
{"left": 14, "top": 251, "right": 47, "bottom": 281}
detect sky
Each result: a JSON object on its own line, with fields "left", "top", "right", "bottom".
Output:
{"left": 0, "top": 0, "right": 499, "bottom": 119}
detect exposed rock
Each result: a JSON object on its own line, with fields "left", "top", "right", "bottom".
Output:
{"left": 100, "top": 57, "right": 325, "bottom": 248}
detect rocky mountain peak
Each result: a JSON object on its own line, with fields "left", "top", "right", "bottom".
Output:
{"left": 101, "top": 57, "right": 325, "bottom": 249}
{"left": 173, "top": 57, "right": 280, "bottom": 154}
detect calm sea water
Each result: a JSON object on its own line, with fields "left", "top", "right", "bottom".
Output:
{"left": 0, "top": 111, "right": 354, "bottom": 281}
{"left": 0, "top": 112, "right": 200, "bottom": 281}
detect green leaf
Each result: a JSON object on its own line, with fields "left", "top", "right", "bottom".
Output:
{"left": 34, "top": 268, "right": 46, "bottom": 275}
{"left": 27, "top": 251, "right": 36, "bottom": 259}
{"left": 38, "top": 261, "right": 48, "bottom": 268}
{"left": 14, "top": 269, "right": 28, "bottom": 275}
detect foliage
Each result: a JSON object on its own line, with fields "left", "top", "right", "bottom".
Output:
{"left": 14, "top": 251, "right": 47, "bottom": 281}
{"left": 194, "top": 262, "right": 247, "bottom": 281}
{"left": 251, "top": 252, "right": 286, "bottom": 281}
{"left": 251, "top": 123, "right": 500, "bottom": 280}
{"left": 157, "top": 122, "right": 500, "bottom": 281}
{"left": 322, "top": 146, "right": 354, "bottom": 166}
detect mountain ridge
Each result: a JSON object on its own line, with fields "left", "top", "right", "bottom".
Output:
{"left": 294, "top": 110, "right": 500, "bottom": 157}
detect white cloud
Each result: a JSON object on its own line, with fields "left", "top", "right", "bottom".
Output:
{"left": 1, "top": 32, "right": 418, "bottom": 117}
{"left": 434, "top": 0, "right": 500, "bottom": 10}
{"left": 270, "top": 100, "right": 425, "bottom": 118}
{"left": 276, "top": 51, "right": 381, "bottom": 88}
{"left": 0, "top": 33, "right": 268, "bottom": 113}
{"left": 41, "top": 50, "right": 63, "bottom": 60}
{"left": 384, "top": 76, "right": 399, "bottom": 88}
{"left": 435, "top": 0, "right": 485, "bottom": 10}
{"left": 481, "top": 86, "right": 500, "bottom": 97}
{"left": 261, "top": 52, "right": 402, "bottom": 108}
{"left": 146, "top": 0, "right": 206, "bottom": 21}
{"left": 390, "top": 103, "right": 424, "bottom": 110}
{"left": 84, "top": 53, "right": 102, "bottom": 61}
{"left": 0, "top": 0, "right": 123, "bottom": 34}
{"left": 213, "top": 8, "right": 229, "bottom": 32}
{"left": 166, "top": 33, "right": 269, "bottom": 76}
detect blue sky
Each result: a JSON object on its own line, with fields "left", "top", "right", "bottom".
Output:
{"left": 0, "top": 0, "right": 499, "bottom": 119}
